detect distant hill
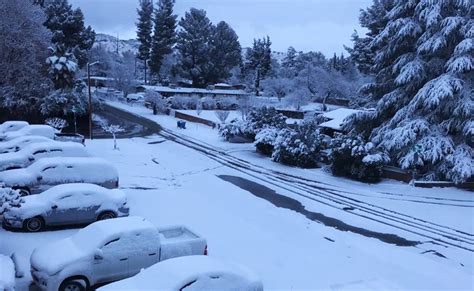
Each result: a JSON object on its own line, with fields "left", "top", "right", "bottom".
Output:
{"left": 94, "top": 33, "right": 139, "bottom": 55}
{"left": 95, "top": 33, "right": 287, "bottom": 63}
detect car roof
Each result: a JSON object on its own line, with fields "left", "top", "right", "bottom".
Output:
{"left": 101, "top": 256, "right": 262, "bottom": 291}
{"left": 39, "top": 183, "right": 110, "bottom": 199}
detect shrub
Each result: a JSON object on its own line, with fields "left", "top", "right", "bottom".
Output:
{"left": 0, "top": 188, "right": 24, "bottom": 215}
{"left": 271, "top": 122, "right": 324, "bottom": 168}
{"left": 330, "top": 134, "right": 389, "bottom": 183}
{"left": 254, "top": 127, "right": 279, "bottom": 156}
{"left": 218, "top": 120, "right": 251, "bottom": 141}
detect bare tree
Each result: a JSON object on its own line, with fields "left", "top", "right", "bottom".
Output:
{"left": 215, "top": 111, "right": 230, "bottom": 124}
{"left": 102, "top": 124, "right": 124, "bottom": 150}
{"left": 238, "top": 95, "right": 252, "bottom": 121}
{"left": 45, "top": 117, "right": 68, "bottom": 132}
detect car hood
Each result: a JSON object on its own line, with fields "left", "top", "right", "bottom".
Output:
{"left": 31, "top": 238, "right": 89, "bottom": 276}
{"left": 0, "top": 169, "right": 34, "bottom": 186}
{"left": 0, "top": 153, "right": 28, "bottom": 171}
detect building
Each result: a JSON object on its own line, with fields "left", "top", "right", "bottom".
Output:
{"left": 136, "top": 85, "right": 248, "bottom": 99}
{"left": 318, "top": 108, "right": 363, "bottom": 136}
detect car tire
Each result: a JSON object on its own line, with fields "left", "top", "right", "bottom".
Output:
{"left": 15, "top": 188, "right": 30, "bottom": 196}
{"left": 24, "top": 217, "right": 44, "bottom": 232}
{"left": 97, "top": 211, "right": 116, "bottom": 221}
{"left": 59, "top": 280, "right": 86, "bottom": 291}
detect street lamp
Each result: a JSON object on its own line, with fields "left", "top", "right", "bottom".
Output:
{"left": 87, "top": 61, "right": 100, "bottom": 140}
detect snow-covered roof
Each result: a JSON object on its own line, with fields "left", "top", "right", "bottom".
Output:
{"left": 100, "top": 255, "right": 263, "bottom": 291}
{"left": 319, "top": 108, "right": 362, "bottom": 130}
{"left": 139, "top": 85, "right": 247, "bottom": 96}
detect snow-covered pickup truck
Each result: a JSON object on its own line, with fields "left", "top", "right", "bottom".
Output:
{"left": 30, "top": 217, "right": 207, "bottom": 291}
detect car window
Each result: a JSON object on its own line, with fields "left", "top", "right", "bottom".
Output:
{"left": 58, "top": 194, "right": 73, "bottom": 200}
{"left": 41, "top": 166, "right": 57, "bottom": 172}
{"left": 33, "top": 149, "right": 47, "bottom": 156}
{"left": 101, "top": 237, "right": 120, "bottom": 249}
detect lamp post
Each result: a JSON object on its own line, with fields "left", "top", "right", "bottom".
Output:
{"left": 87, "top": 61, "right": 100, "bottom": 140}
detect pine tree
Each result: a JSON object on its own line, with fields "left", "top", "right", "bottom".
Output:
{"left": 282, "top": 46, "right": 297, "bottom": 68}
{"left": 245, "top": 36, "right": 273, "bottom": 95}
{"left": 149, "top": 0, "right": 177, "bottom": 79}
{"left": 176, "top": 8, "right": 213, "bottom": 87}
{"left": 43, "top": 0, "right": 95, "bottom": 68}
{"left": 136, "top": 0, "right": 154, "bottom": 84}
{"left": 348, "top": 0, "right": 473, "bottom": 183}
{"left": 208, "top": 21, "right": 242, "bottom": 83}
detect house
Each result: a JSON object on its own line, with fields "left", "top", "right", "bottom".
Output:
{"left": 319, "top": 108, "right": 363, "bottom": 136}
{"left": 136, "top": 85, "right": 248, "bottom": 99}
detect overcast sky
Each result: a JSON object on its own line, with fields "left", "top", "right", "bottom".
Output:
{"left": 69, "top": 0, "right": 372, "bottom": 56}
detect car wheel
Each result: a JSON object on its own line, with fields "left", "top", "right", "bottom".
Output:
{"left": 97, "top": 211, "right": 116, "bottom": 221}
{"left": 15, "top": 188, "right": 30, "bottom": 196}
{"left": 59, "top": 280, "right": 85, "bottom": 291}
{"left": 24, "top": 217, "right": 44, "bottom": 232}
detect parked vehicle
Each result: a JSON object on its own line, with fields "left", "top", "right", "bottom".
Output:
{"left": 54, "top": 133, "right": 85, "bottom": 145}
{"left": 2, "top": 184, "right": 129, "bottom": 232}
{"left": 0, "top": 136, "right": 52, "bottom": 154}
{"left": 100, "top": 255, "right": 263, "bottom": 291}
{"left": 0, "top": 142, "right": 90, "bottom": 172}
{"left": 126, "top": 93, "right": 144, "bottom": 103}
{"left": 0, "top": 125, "right": 58, "bottom": 142}
{"left": 0, "top": 157, "right": 119, "bottom": 196}
{"left": 30, "top": 217, "right": 207, "bottom": 291}
{"left": 0, "top": 254, "right": 15, "bottom": 291}
{"left": 0, "top": 121, "right": 29, "bottom": 134}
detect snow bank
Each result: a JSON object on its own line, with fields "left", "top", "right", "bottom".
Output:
{"left": 100, "top": 255, "right": 263, "bottom": 291}
{"left": 0, "top": 254, "right": 15, "bottom": 291}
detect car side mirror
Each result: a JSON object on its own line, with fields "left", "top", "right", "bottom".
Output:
{"left": 94, "top": 250, "right": 104, "bottom": 260}
{"left": 36, "top": 175, "right": 42, "bottom": 182}
{"left": 51, "top": 204, "right": 58, "bottom": 210}
{"left": 28, "top": 156, "right": 35, "bottom": 162}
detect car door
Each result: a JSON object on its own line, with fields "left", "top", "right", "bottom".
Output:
{"left": 75, "top": 192, "right": 102, "bottom": 224}
{"left": 127, "top": 230, "right": 160, "bottom": 276}
{"left": 93, "top": 236, "right": 130, "bottom": 283}
{"left": 46, "top": 194, "right": 78, "bottom": 226}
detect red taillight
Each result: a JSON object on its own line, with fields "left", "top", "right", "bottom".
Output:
{"left": 204, "top": 245, "right": 208, "bottom": 256}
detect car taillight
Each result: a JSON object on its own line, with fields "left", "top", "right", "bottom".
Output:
{"left": 204, "top": 245, "right": 208, "bottom": 256}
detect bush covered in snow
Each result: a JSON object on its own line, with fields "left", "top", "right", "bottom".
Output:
{"left": 330, "top": 134, "right": 389, "bottom": 183}
{"left": 271, "top": 120, "right": 324, "bottom": 168}
{"left": 254, "top": 127, "right": 279, "bottom": 156}
{"left": 145, "top": 91, "right": 167, "bottom": 115}
{"left": 218, "top": 120, "right": 252, "bottom": 141}
{"left": 0, "top": 187, "right": 24, "bottom": 215}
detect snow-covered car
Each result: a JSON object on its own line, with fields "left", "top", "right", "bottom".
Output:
{"left": 0, "top": 254, "right": 15, "bottom": 291}
{"left": 0, "top": 120, "right": 29, "bottom": 134}
{"left": 126, "top": 93, "right": 144, "bottom": 103}
{"left": 2, "top": 183, "right": 129, "bottom": 232}
{"left": 0, "top": 136, "right": 52, "bottom": 154}
{"left": 30, "top": 217, "right": 207, "bottom": 291}
{"left": 100, "top": 255, "right": 263, "bottom": 291}
{"left": 0, "top": 157, "right": 119, "bottom": 196}
{"left": 0, "top": 125, "right": 58, "bottom": 142}
{"left": 0, "top": 141, "right": 90, "bottom": 172}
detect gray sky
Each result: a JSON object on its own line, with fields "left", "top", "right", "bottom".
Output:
{"left": 70, "top": 0, "right": 372, "bottom": 56}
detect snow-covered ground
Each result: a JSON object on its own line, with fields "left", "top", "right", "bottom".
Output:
{"left": 1, "top": 101, "right": 473, "bottom": 290}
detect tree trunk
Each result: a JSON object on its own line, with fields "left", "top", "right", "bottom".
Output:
{"left": 144, "top": 59, "right": 147, "bottom": 84}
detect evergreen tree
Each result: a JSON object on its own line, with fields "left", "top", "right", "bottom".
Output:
{"left": 348, "top": 0, "right": 473, "bottom": 183}
{"left": 282, "top": 46, "right": 297, "bottom": 68}
{"left": 43, "top": 0, "right": 95, "bottom": 68}
{"left": 136, "top": 0, "right": 154, "bottom": 84}
{"left": 208, "top": 21, "right": 242, "bottom": 83}
{"left": 149, "top": 0, "right": 177, "bottom": 79}
{"left": 176, "top": 8, "right": 213, "bottom": 87}
{"left": 245, "top": 36, "right": 273, "bottom": 95}
{"left": 345, "top": 31, "right": 374, "bottom": 74}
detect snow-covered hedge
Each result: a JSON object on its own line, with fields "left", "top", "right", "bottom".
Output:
{"left": 0, "top": 187, "right": 24, "bottom": 215}
{"left": 254, "top": 127, "right": 279, "bottom": 156}
{"left": 330, "top": 134, "right": 389, "bottom": 183}
{"left": 271, "top": 119, "right": 324, "bottom": 168}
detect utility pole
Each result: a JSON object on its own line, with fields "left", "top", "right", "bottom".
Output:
{"left": 87, "top": 61, "right": 100, "bottom": 140}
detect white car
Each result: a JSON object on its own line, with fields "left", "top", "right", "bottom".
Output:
{"left": 0, "top": 136, "right": 52, "bottom": 154}
{"left": 0, "top": 157, "right": 119, "bottom": 196}
{"left": 2, "top": 183, "right": 129, "bottom": 232}
{"left": 101, "top": 256, "right": 264, "bottom": 291}
{"left": 0, "top": 125, "right": 58, "bottom": 142}
{"left": 30, "top": 217, "right": 207, "bottom": 291}
{"left": 0, "top": 141, "right": 90, "bottom": 172}
{"left": 0, "top": 120, "right": 29, "bottom": 134}
{"left": 0, "top": 254, "right": 15, "bottom": 291}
